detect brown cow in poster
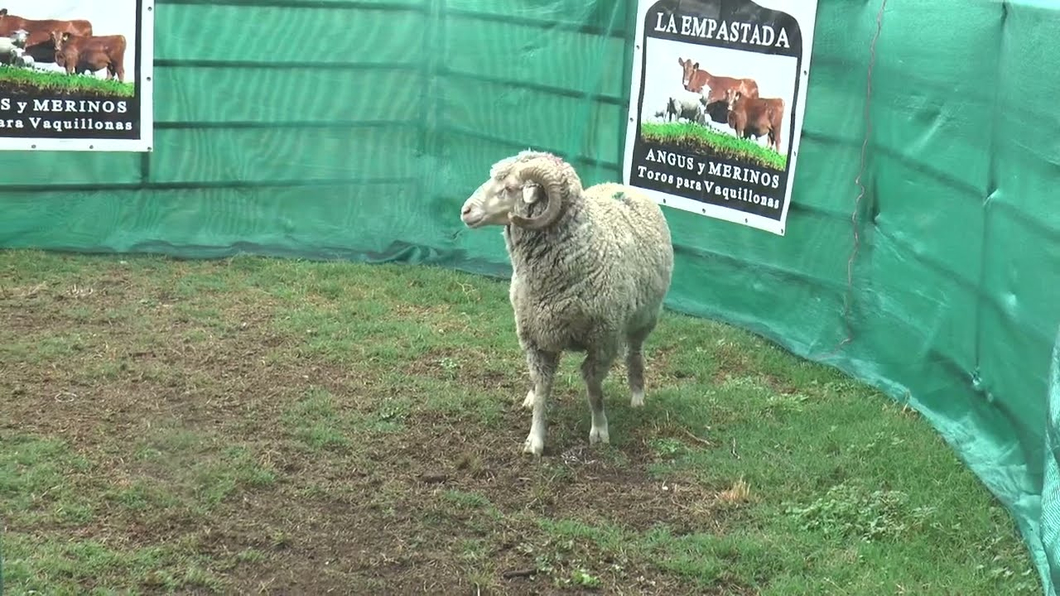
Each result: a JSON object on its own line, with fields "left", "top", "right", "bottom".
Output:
{"left": 724, "top": 88, "right": 785, "bottom": 153}
{"left": 51, "top": 31, "right": 126, "bottom": 81}
{"left": 678, "top": 57, "right": 759, "bottom": 98}
{"left": 678, "top": 57, "right": 760, "bottom": 127}
{"left": 0, "top": 8, "right": 92, "bottom": 64}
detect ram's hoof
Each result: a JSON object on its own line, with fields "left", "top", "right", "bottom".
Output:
{"left": 523, "top": 434, "right": 544, "bottom": 456}
{"left": 589, "top": 424, "right": 610, "bottom": 445}
{"left": 630, "top": 391, "right": 645, "bottom": 408}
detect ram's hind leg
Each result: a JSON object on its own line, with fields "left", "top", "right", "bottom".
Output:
{"left": 523, "top": 348, "right": 559, "bottom": 456}
{"left": 626, "top": 320, "right": 657, "bottom": 408}
{"left": 582, "top": 347, "right": 619, "bottom": 445}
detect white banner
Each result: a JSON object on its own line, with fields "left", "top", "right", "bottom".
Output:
{"left": 622, "top": 0, "right": 820, "bottom": 236}
{"left": 0, "top": 0, "right": 154, "bottom": 152}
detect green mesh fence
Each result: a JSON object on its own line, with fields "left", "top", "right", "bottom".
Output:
{"left": 1047, "top": 325, "right": 1060, "bottom": 592}
{"left": 0, "top": 1, "right": 1057, "bottom": 592}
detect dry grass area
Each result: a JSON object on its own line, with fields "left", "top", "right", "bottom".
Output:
{"left": 0, "top": 250, "right": 1042, "bottom": 595}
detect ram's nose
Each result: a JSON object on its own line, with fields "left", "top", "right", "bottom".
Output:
{"left": 461, "top": 204, "right": 471, "bottom": 216}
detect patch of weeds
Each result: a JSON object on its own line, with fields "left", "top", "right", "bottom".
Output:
{"left": 173, "top": 303, "right": 227, "bottom": 329}
{"left": 565, "top": 567, "right": 603, "bottom": 589}
{"left": 106, "top": 480, "right": 181, "bottom": 512}
{"left": 191, "top": 445, "right": 277, "bottom": 509}
{"left": 436, "top": 355, "right": 460, "bottom": 379}
{"left": 649, "top": 437, "right": 688, "bottom": 461}
{"left": 52, "top": 502, "right": 94, "bottom": 524}
{"left": 442, "top": 489, "right": 493, "bottom": 511}
{"left": 63, "top": 305, "right": 96, "bottom": 323}
{"left": 234, "top": 548, "right": 266, "bottom": 563}
{"left": 0, "top": 434, "right": 93, "bottom": 525}
{"left": 179, "top": 565, "right": 224, "bottom": 591}
{"left": 267, "top": 528, "right": 291, "bottom": 550}
{"left": 518, "top": 530, "right": 616, "bottom": 591}
{"left": 640, "top": 527, "right": 784, "bottom": 590}
{"left": 465, "top": 573, "right": 497, "bottom": 593}
{"left": 2, "top": 333, "right": 87, "bottom": 364}
{"left": 135, "top": 427, "right": 205, "bottom": 461}
{"left": 174, "top": 272, "right": 234, "bottom": 297}
{"left": 458, "top": 538, "right": 489, "bottom": 563}
{"left": 785, "top": 482, "right": 927, "bottom": 542}
{"left": 88, "top": 359, "right": 129, "bottom": 381}
{"left": 367, "top": 479, "right": 414, "bottom": 520}
{"left": 539, "top": 519, "right": 630, "bottom": 557}
{"left": 764, "top": 391, "right": 812, "bottom": 414}
{"left": 298, "top": 423, "right": 348, "bottom": 450}
{"left": 282, "top": 387, "right": 350, "bottom": 450}
{"left": 975, "top": 549, "right": 1042, "bottom": 594}
{"left": 132, "top": 428, "right": 277, "bottom": 514}
{"left": 440, "top": 489, "right": 503, "bottom": 523}
{"left": 183, "top": 328, "right": 212, "bottom": 344}
{"left": 421, "top": 382, "right": 506, "bottom": 426}
{"left": 99, "top": 305, "right": 140, "bottom": 324}
{"left": 4, "top": 535, "right": 223, "bottom": 594}
{"left": 850, "top": 431, "right": 907, "bottom": 456}
{"left": 365, "top": 396, "right": 412, "bottom": 432}
{"left": 531, "top": 550, "right": 557, "bottom": 577}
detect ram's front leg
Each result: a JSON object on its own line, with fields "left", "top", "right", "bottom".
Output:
{"left": 512, "top": 284, "right": 536, "bottom": 410}
{"left": 523, "top": 347, "right": 559, "bottom": 456}
{"left": 583, "top": 347, "right": 618, "bottom": 445}
{"left": 513, "top": 320, "right": 534, "bottom": 407}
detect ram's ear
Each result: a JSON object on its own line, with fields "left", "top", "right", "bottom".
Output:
{"left": 522, "top": 183, "right": 542, "bottom": 204}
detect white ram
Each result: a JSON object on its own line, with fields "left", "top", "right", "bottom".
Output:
{"left": 0, "top": 29, "right": 28, "bottom": 65}
{"left": 665, "top": 90, "right": 707, "bottom": 125}
{"left": 459, "top": 150, "right": 675, "bottom": 456}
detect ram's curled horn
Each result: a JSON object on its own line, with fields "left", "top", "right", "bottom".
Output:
{"left": 508, "top": 159, "right": 565, "bottom": 230}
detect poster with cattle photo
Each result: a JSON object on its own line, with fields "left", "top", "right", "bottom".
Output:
{"left": 0, "top": 0, "right": 153, "bottom": 151}
{"left": 622, "top": 0, "right": 819, "bottom": 236}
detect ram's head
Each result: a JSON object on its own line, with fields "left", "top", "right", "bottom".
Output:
{"left": 459, "top": 151, "right": 579, "bottom": 231}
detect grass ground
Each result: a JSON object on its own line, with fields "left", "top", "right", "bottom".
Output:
{"left": 641, "top": 121, "right": 786, "bottom": 171}
{"left": 0, "top": 249, "right": 1042, "bottom": 595}
{"left": 0, "top": 66, "right": 134, "bottom": 97}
